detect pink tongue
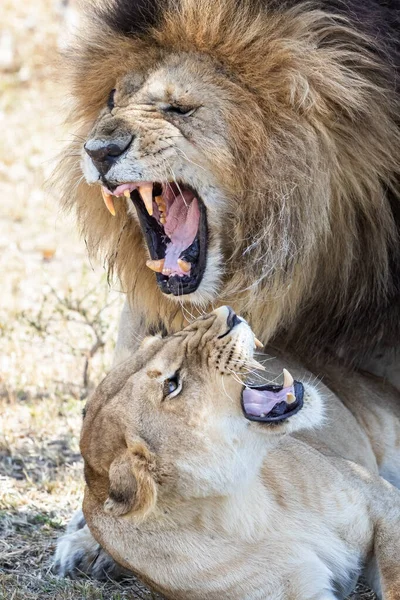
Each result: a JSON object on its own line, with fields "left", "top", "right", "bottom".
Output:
{"left": 242, "top": 386, "right": 294, "bottom": 417}
{"left": 163, "top": 193, "right": 200, "bottom": 274}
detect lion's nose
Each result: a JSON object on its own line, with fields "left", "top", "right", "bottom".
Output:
{"left": 84, "top": 135, "right": 133, "bottom": 175}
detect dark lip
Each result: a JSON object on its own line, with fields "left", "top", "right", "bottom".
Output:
{"left": 241, "top": 381, "right": 304, "bottom": 424}
{"left": 130, "top": 186, "right": 208, "bottom": 296}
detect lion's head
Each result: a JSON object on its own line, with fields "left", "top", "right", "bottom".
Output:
{"left": 56, "top": 0, "right": 400, "bottom": 360}
{"left": 80, "top": 306, "right": 323, "bottom": 518}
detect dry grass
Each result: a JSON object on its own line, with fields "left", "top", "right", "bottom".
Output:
{"left": 0, "top": 0, "right": 377, "bottom": 598}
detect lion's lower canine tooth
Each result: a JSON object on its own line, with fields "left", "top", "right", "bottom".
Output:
{"left": 160, "top": 216, "right": 166, "bottom": 225}
{"left": 286, "top": 392, "right": 296, "bottom": 404}
{"left": 177, "top": 259, "right": 191, "bottom": 273}
{"left": 101, "top": 188, "right": 116, "bottom": 216}
{"left": 146, "top": 259, "right": 165, "bottom": 273}
{"left": 283, "top": 368, "right": 294, "bottom": 388}
{"left": 138, "top": 184, "right": 154, "bottom": 215}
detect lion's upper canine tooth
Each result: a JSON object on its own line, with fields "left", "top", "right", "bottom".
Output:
{"left": 146, "top": 259, "right": 165, "bottom": 273}
{"left": 286, "top": 392, "right": 296, "bottom": 404}
{"left": 138, "top": 184, "right": 154, "bottom": 216}
{"left": 177, "top": 259, "right": 191, "bottom": 273}
{"left": 254, "top": 336, "right": 264, "bottom": 349}
{"left": 101, "top": 187, "right": 116, "bottom": 216}
{"left": 283, "top": 368, "right": 294, "bottom": 388}
{"left": 123, "top": 190, "right": 131, "bottom": 198}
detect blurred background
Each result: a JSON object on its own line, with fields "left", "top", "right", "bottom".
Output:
{"left": 0, "top": 1, "right": 376, "bottom": 598}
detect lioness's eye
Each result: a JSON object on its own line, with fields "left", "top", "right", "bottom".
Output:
{"left": 163, "top": 372, "right": 182, "bottom": 399}
{"left": 107, "top": 89, "right": 116, "bottom": 111}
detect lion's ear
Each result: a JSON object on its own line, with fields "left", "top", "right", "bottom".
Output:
{"left": 104, "top": 440, "right": 157, "bottom": 520}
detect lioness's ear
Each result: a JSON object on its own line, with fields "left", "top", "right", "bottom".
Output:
{"left": 104, "top": 440, "right": 157, "bottom": 520}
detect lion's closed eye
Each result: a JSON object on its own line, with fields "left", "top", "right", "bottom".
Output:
{"left": 162, "top": 104, "right": 198, "bottom": 117}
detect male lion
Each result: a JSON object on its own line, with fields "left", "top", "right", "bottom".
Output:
{"left": 78, "top": 307, "right": 400, "bottom": 599}
{"left": 54, "top": 0, "right": 400, "bottom": 578}
{"left": 56, "top": 0, "right": 400, "bottom": 370}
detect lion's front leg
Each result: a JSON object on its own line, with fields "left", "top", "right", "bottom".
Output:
{"left": 53, "top": 509, "right": 131, "bottom": 580}
{"left": 113, "top": 300, "right": 146, "bottom": 365}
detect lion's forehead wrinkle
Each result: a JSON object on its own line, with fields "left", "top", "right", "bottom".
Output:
{"left": 117, "top": 59, "right": 217, "bottom": 109}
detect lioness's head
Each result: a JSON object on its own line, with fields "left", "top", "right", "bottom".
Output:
{"left": 81, "top": 306, "right": 323, "bottom": 519}
{"left": 57, "top": 0, "right": 399, "bottom": 355}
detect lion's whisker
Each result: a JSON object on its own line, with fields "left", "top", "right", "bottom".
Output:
{"left": 173, "top": 147, "right": 207, "bottom": 173}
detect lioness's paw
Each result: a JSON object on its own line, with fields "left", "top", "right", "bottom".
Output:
{"left": 53, "top": 523, "right": 130, "bottom": 580}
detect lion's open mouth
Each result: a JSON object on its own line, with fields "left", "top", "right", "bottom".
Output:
{"left": 102, "top": 182, "right": 208, "bottom": 295}
{"left": 241, "top": 377, "right": 304, "bottom": 424}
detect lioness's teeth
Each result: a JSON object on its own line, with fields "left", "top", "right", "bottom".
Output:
{"left": 160, "top": 216, "right": 166, "bottom": 225}
{"left": 123, "top": 190, "right": 131, "bottom": 198}
{"left": 177, "top": 259, "right": 191, "bottom": 273}
{"left": 286, "top": 392, "right": 296, "bottom": 404}
{"left": 254, "top": 336, "right": 264, "bottom": 349}
{"left": 146, "top": 259, "right": 165, "bottom": 273}
{"left": 283, "top": 368, "right": 294, "bottom": 388}
{"left": 138, "top": 184, "right": 153, "bottom": 215}
{"left": 162, "top": 268, "right": 172, "bottom": 276}
{"left": 101, "top": 188, "right": 116, "bottom": 216}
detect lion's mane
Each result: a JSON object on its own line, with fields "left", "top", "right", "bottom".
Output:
{"left": 55, "top": 0, "right": 400, "bottom": 364}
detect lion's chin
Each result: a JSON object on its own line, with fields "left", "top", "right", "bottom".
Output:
{"left": 103, "top": 181, "right": 208, "bottom": 296}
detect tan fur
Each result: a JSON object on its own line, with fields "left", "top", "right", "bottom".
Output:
{"left": 80, "top": 308, "right": 400, "bottom": 599}
{"left": 54, "top": 0, "right": 400, "bottom": 364}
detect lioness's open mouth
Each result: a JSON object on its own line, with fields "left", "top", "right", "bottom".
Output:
{"left": 241, "top": 369, "right": 304, "bottom": 424}
{"left": 102, "top": 182, "right": 208, "bottom": 295}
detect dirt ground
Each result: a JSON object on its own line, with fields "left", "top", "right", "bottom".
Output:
{"left": 0, "top": 1, "right": 378, "bottom": 598}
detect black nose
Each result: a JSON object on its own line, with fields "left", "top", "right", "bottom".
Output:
{"left": 84, "top": 135, "right": 133, "bottom": 175}
{"left": 226, "top": 307, "right": 242, "bottom": 331}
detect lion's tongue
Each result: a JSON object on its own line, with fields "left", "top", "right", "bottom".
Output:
{"left": 163, "top": 194, "right": 200, "bottom": 275}
{"left": 242, "top": 386, "right": 294, "bottom": 417}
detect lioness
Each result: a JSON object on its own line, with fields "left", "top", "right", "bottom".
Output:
{"left": 75, "top": 307, "right": 400, "bottom": 600}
